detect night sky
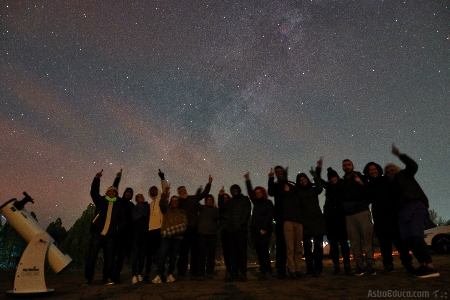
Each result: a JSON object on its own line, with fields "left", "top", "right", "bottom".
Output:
{"left": 1, "top": 1, "right": 449, "bottom": 229}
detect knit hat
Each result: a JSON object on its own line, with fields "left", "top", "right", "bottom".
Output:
{"left": 105, "top": 186, "right": 118, "bottom": 194}
{"left": 327, "top": 167, "right": 339, "bottom": 180}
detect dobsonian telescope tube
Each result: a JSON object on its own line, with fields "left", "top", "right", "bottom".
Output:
{"left": 0, "top": 192, "right": 72, "bottom": 274}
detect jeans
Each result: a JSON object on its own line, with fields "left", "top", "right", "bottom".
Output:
{"left": 131, "top": 243, "right": 147, "bottom": 276}
{"left": 157, "top": 238, "right": 182, "bottom": 276}
{"left": 177, "top": 226, "right": 199, "bottom": 276}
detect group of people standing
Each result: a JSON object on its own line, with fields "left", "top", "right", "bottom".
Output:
{"left": 83, "top": 144, "right": 439, "bottom": 286}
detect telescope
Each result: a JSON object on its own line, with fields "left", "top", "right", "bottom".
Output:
{"left": 0, "top": 192, "right": 72, "bottom": 296}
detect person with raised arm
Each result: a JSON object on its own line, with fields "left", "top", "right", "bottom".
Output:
{"left": 384, "top": 144, "right": 439, "bottom": 278}
{"left": 245, "top": 172, "right": 274, "bottom": 280}
{"left": 84, "top": 169, "right": 125, "bottom": 286}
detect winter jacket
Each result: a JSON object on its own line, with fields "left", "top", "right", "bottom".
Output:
{"left": 160, "top": 193, "right": 187, "bottom": 239}
{"left": 219, "top": 193, "right": 251, "bottom": 232}
{"left": 198, "top": 205, "right": 219, "bottom": 235}
{"left": 178, "top": 183, "right": 212, "bottom": 228}
{"left": 392, "top": 154, "right": 429, "bottom": 209}
{"left": 296, "top": 172, "right": 326, "bottom": 236}
{"left": 245, "top": 180, "right": 274, "bottom": 231}
{"left": 89, "top": 177, "right": 125, "bottom": 236}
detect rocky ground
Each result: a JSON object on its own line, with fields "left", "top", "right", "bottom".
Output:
{"left": 1, "top": 253, "right": 449, "bottom": 300}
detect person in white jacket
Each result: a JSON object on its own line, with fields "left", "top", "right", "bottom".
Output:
{"left": 143, "top": 169, "right": 169, "bottom": 282}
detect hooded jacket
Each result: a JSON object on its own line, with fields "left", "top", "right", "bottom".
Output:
{"left": 296, "top": 172, "right": 326, "bottom": 236}
{"left": 148, "top": 180, "right": 169, "bottom": 231}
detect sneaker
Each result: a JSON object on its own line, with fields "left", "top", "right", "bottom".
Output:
{"left": 365, "top": 265, "right": 376, "bottom": 276}
{"left": 152, "top": 275, "right": 162, "bottom": 284}
{"left": 166, "top": 274, "right": 176, "bottom": 283}
{"left": 104, "top": 278, "right": 115, "bottom": 285}
{"left": 132, "top": 276, "right": 138, "bottom": 284}
{"left": 415, "top": 266, "right": 440, "bottom": 279}
{"left": 82, "top": 279, "right": 92, "bottom": 286}
{"left": 353, "top": 267, "right": 366, "bottom": 276}
{"left": 137, "top": 274, "right": 143, "bottom": 282}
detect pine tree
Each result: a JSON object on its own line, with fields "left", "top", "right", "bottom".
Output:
{"left": 62, "top": 203, "right": 95, "bottom": 268}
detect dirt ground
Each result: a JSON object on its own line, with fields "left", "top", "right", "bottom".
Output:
{"left": 1, "top": 253, "right": 449, "bottom": 300}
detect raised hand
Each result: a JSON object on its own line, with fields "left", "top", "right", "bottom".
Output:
{"left": 317, "top": 157, "right": 323, "bottom": 168}
{"left": 244, "top": 171, "right": 250, "bottom": 181}
{"left": 268, "top": 168, "right": 274, "bottom": 178}
{"left": 309, "top": 166, "right": 316, "bottom": 177}
{"left": 95, "top": 169, "right": 103, "bottom": 178}
{"left": 116, "top": 168, "right": 123, "bottom": 178}
{"left": 391, "top": 143, "right": 400, "bottom": 156}
{"left": 158, "top": 169, "right": 165, "bottom": 180}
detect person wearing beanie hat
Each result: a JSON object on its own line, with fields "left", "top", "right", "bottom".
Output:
{"left": 84, "top": 169, "right": 125, "bottom": 286}
{"left": 296, "top": 167, "right": 326, "bottom": 278}
{"left": 130, "top": 194, "right": 149, "bottom": 284}
{"left": 363, "top": 161, "right": 413, "bottom": 275}
{"left": 219, "top": 183, "right": 251, "bottom": 282}
{"left": 245, "top": 172, "right": 274, "bottom": 281}
{"left": 111, "top": 169, "right": 136, "bottom": 284}
{"left": 387, "top": 144, "right": 439, "bottom": 279}
{"left": 317, "top": 162, "right": 351, "bottom": 276}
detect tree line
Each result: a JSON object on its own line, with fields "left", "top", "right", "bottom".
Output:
{"left": 0, "top": 203, "right": 279, "bottom": 270}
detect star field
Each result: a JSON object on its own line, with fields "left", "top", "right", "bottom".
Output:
{"left": 1, "top": 1, "right": 449, "bottom": 228}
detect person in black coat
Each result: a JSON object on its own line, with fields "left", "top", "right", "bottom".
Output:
{"left": 130, "top": 194, "right": 149, "bottom": 284}
{"left": 363, "top": 161, "right": 413, "bottom": 275}
{"left": 84, "top": 170, "right": 125, "bottom": 286}
{"left": 385, "top": 144, "right": 439, "bottom": 278}
{"left": 245, "top": 172, "right": 274, "bottom": 280}
{"left": 219, "top": 184, "right": 251, "bottom": 282}
{"left": 318, "top": 164, "right": 351, "bottom": 275}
